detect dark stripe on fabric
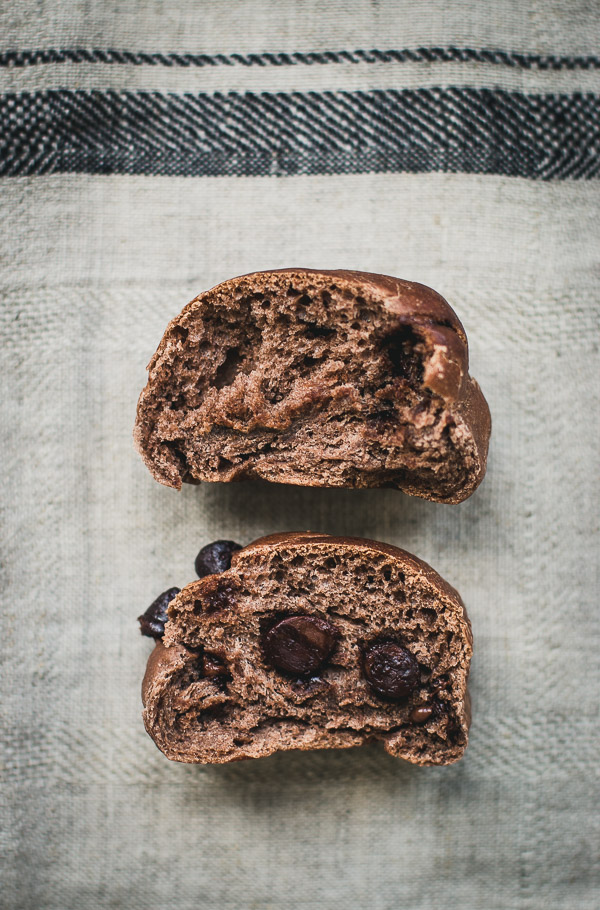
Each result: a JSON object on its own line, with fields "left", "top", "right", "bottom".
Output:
{"left": 1, "top": 46, "right": 600, "bottom": 70}
{"left": 1, "top": 88, "right": 598, "bottom": 179}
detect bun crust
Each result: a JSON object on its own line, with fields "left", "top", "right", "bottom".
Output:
{"left": 134, "top": 269, "right": 491, "bottom": 503}
{"left": 142, "top": 533, "right": 473, "bottom": 766}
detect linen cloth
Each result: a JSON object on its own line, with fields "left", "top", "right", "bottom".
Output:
{"left": 1, "top": 2, "right": 599, "bottom": 908}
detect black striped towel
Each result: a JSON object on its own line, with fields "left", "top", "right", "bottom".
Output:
{"left": 1, "top": 2, "right": 598, "bottom": 909}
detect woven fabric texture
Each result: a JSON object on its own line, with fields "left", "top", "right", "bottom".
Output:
{"left": 1, "top": 2, "right": 599, "bottom": 909}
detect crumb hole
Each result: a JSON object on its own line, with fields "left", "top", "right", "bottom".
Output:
{"left": 385, "top": 326, "right": 425, "bottom": 384}
{"left": 214, "top": 348, "right": 243, "bottom": 389}
{"left": 303, "top": 354, "right": 324, "bottom": 369}
{"left": 164, "top": 441, "right": 188, "bottom": 472}
{"left": 302, "top": 321, "right": 335, "bottom": 339}
{"left": 172, "top": 325, "right": 188, "bottom": 343}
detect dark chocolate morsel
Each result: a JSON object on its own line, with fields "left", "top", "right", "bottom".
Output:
{"left": 263, "top": 615, "right": 338, "bottom": 676}
{"left": 363, "top": 641, "right": 420, "bottom": 699}
{"left": 200, "top": 652, "right": 231, "bottom": 691}
{"left": 409, "top": 704, "right": 434, "bottom": 724}
{"left": 138, "top": 587, "right": 181, "bottom": 639}
{"left": 200, "top": 580, "right": 239, "bottom": 614}
{"left": 202, "top": 652, "right": 228, "bottom": 678}
{"left": 195, "top": 540, "right": 242, "bottom": 578}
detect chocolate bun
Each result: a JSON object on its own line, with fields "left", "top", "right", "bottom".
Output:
{"left": 142, "top": 533, "right": 473, "bottom": 766}
{"left": 134, "top": 269, "right": 490, "bottom": 503}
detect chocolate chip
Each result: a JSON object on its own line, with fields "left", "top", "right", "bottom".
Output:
{"left": 138, "top": 587, "right": 180, "bottom": 639}
{"left": 202, "top": 652, "right": 228, "bottom": 679}
{"left": 201, "top": 652, "right": 231, "bottom": 691}
{"left": 263, "top": 615, "right": 338, "bottom": 677}
{"left": 409, "top": 705, "right": 434, "bottom": 724}
{"left": 363, "top": 641, "right": 420, "bottom": 699}
{"left": 200, "top": 580, "right": 239, "bottom": 614}
{"left": 195, "top": 540, "right": 242, "bottom": 578}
